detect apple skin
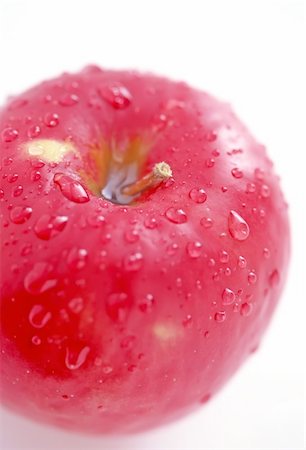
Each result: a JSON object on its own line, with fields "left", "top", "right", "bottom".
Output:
{"left": 0, "top": 66, "right": 290, "bottom": 433}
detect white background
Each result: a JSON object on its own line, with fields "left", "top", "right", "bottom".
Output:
{"left": 0, "top": 0, "right": 305, "bottom": 449}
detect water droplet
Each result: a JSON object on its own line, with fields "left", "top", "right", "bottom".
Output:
{"left": 59, "top": 93, "right": 79, "bottom": 106}
{"left": 47, "top": 334, "right": 66, "bottom": 345}
{"left": 200, "top": 393, "right": 211, "bottom": 404}
{"left": 259, "top": 208, "right": 266, "bottom": 218}
{"left": 7, "top": 173, "right": 18, "bottom": 183}
{"left": 200, "top": 217, "right": 213, "bottom": 228}
{"left": 0, "top": 189, "right": 4, "bottom": 199}
{"left": 224, "top": 267, "right": 231, "bottom": 276}
{"left": 1, "top": 127, "right": 19, "bottom": 142}
{"left": 120, "top": 335, "right": 136, "bottom": 349}
{"left": 87, "top": 213, "right": 105, "bottom": 228}
{"left": 31, "top": 159, "right": 45, "bottom": 169}
{"left": 221, "top": 186, "right": 228, "bottom": 193}
{"left": 67, "top": 247, "right": 88, "bottom": 270}
{"left": 165, "top": 207, "right": 187, "bottom": 224}
{"left": 166, "top": 242, "right": 179, "bottom": 256}
{"left": 240, "top": 302, "right": 253, "bottom": 317}
{"left": 65, "top": 345, "right": 90, "bottom": 370}
{"left": 12, "top": 185, "right": 23, "bottom": 197}
{"left": 44, "top": 112, "right": 59, "bottom": 127}
{"left": 34, "top": 214, "right": 68, "bottom": 240}
{"left": 98, "top": 84, "right": 132, "bottom": 109}
{"left": 9, "top": 98, "right": 28, "bottom": 110}
{"left": 206, "top": 158, "right": 215, "bottom": 168}
{"left": 27, "top": 125, "right": 41, "bottom": 138}
{"left": 31, "top": 170, "right": 41, "bottom": 182}
{"left": 248, "top": 271, "right": 257, "bottom": 285}
{"left": 75, "top": 278, "right": 86, "bottom": 289}
{"left": 54, "top": 173, "right": 89, "bottom": 203}
{"left": 124, "top": 229, "right": 139, "bottom": 243}
{"left": 68, "top": 297, "right": 84, "bottom": 314}
{"left": 219, "top": 250, "right": 229, "bottom": 263}
{"left": 236, "top": 290, "right": 244, "bottom": 300}
{"left": 11, "top": 264, "right": 20, "bottom": 275}
{"left": 106, "top": 292, "right": 131, "bottom": 322}
{"left": 24, "top": 262, "right": 58, "bottom": 294}
{"left": 144, "top": 217, "right": 158, "bottom": 229}
{"left": 164, "top": 177, "right": 174, "bottom": 188}
{"left": 3, "top": 157, "right": 13, "bottom": 166}
{"left": 138, "top": 293, "right": 155, "bottom": 313}
{"left": 44, "top": 94, "right": 52, "bottom": 103}
{"left": 208, "top": 258, "right": 216, "bottom": 267}
{"left": 254, "top": 168, "right": 265, "bottom": 180}
{"left": 214, "top": 311, "right": 226, "bottom": 323}
{"left": 102, "top": 365, "right": 113, "bottom": 374}
{"left": 186, "top": 241, "right": 202, "bottom": 258}
{"left": 94, "top": 356, "right": 102, "bottom": 367}
{"left": 246, "top": 182, "right": 256, "bottom": 193}
{"left": 101, "top": 232, "right": 112, "bottom": 244}
{"left": 10, "top": 205, "right": 32, "bottom": 224}
{"left": 29, "top": 304, "right": 52, "bottom": 328}
{"left": 269, "top": 269, "right": 280, "bottom": 287}
{"left": 231, "top": 167, "right": 243, "bottom": 179}
{"left": 176, "top": 277, "right": 183, "bottom": 288}
{"left": 260, "top": 184, "right": 270, "bottom": 198}
{"left": 182, "top": 314, "right": 193, "bottom": 328}
{"left": 206, "top": 131, "right": 217, "bottom": 142}
{"left": 189, "top": 187, "right": 207, "bottom": 203}
{"left": 238, "top": 255, "right": 247, "bottom": 268}
{"left": 263, "top": 247, "right": 270, "bottom": 259}
{"left": 31, "top": 335, "right": 42, "bottom": 345}
{"left": 123, "top": 252, "right": 143, "bottom": 271}
{"left": 228, "top": 210, "right": 250, "bottom": 241}
{"left": 21, "top": 243, "right": 32, "bottom": 256}
{"left": 222, "top": 288, "right": 235, "bottom": 305}
{"left": 152, "top": 113, "right": 168, "bottom": 132}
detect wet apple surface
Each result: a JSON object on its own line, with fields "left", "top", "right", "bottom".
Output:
{"left": 0, "top": 66, "right": 290, "bottom": 433}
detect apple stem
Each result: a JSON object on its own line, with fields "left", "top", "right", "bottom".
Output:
{"left": 122, "top": 162, "right": 172, "bottom": 197}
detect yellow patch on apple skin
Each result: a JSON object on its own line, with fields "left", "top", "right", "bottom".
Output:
{"left": 24, "top": 139, "right": 76, "bottom": 163}
{"left": 153, "top": 322, "right": 182, "bottom": 342}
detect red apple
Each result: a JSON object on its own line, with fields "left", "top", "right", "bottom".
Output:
{"left": 0, "top": 66, "right": 290, "bottom": 433}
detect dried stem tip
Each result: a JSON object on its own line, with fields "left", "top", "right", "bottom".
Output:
{"left": 122, "top": 162, "right": 172, "bottom": 197}
{"left": 152, "top": 161, "right": 173, "bottom": 179}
